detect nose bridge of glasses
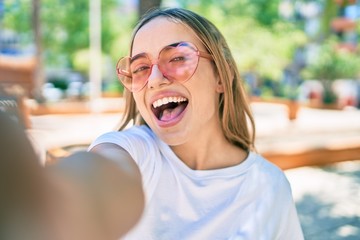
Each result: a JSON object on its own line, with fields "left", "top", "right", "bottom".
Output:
{"left": 147, "top": 63, "right": 174, "bottom": 91}
{"left": 146, "top": 53, "right": 164, "bottom": 77}
{"left": 148, "top": 63, "right": 164, "bottom": 81}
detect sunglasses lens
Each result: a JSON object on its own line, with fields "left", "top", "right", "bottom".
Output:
{"left": 117, "top": 56, "right": 149, "bottom": 92}
{"left": 116, "top": 42, "right": 200, "bottom": 92}
{"left": 160, "top": 43, "right": 198, "bottom": 83}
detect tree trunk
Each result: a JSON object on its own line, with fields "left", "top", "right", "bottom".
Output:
{"left": 32, "top": 0, "right": 45, "bottom": 102}
{"left": 138, "top": 0, "right": 162, "bottom": 19}
{"left": 318, "top": 0, "right": 338, "bottom": 41}
{"left": 89, "top": 0, "right": 102, "bottom": 108}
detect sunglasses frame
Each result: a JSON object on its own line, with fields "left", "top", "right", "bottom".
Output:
{"left": 116, "top": 41, "right": 213, "bottom": 92}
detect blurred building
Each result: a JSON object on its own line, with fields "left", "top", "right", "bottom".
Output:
{"left": 0, "top": 28, "right": 36, "bottom": 98}
{"left": 331, "top": 0, "right": 358, "bottom": 52}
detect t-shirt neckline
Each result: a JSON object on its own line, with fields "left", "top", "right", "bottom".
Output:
{"left": 145, "top": 127, "right": 258, "bottom": 179}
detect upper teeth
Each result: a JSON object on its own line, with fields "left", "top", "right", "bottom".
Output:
{"left": 152, "top": 96, "right": 187, "bottom": 108}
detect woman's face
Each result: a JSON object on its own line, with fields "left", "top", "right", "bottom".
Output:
{"left": 132, "top": 17, "right": 224, "bottom": 146}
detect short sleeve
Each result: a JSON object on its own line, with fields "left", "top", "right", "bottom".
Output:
{"left": 88, "top": 126, "right": 163, "bottom": 199}
{"left": 276, "top": 174, "right": 304, "bottom": 240}
{"left": 88, "top": 126, "right": 157, "bottom": 166}
{"left": 254, "top": 157, "right": 304, "bottom": 240}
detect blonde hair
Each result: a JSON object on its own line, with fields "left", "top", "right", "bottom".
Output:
{"left": 119, "top": 8, "right": 255, "bottom": 151}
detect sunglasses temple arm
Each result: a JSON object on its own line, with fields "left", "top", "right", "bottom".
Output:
{"left": 198, "top": 51, "right": 213, "bottom": 60}
{"left": 117, "top": 68, "right": 132, "bottom": 78}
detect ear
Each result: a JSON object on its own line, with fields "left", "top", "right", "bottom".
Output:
{"left": 215, "top": 68, "right": 235, "bottom": 93}
{"left": 215, "top": 76, "right": 224, "bottom": 93}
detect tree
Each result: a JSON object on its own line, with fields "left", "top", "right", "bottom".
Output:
{"left": 301, "top": 39, "right": 360, "bottom": 104}
{"left": 32, "top": 0, "right": 45, "bottom": 101}
{"left": 138, "top": 0, "right": 162, "bottom": 19}
{"left": 178, "top": 0, "right": 282, "bottom": 26}
{"left": 318, "top": 0, "right": 338, "bottom": 40}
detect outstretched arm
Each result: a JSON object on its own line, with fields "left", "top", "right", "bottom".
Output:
{"left": 50, "top": 143, "right": 145, "bottom": 239}
{"left": 0, "top": 111, "right": 144, "bottom": 240}
{"left": 49, "top": 149, "right": 144, "bottom": 239}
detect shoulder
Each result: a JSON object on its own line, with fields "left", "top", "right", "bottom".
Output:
{"left": 249, "top": 153, "right": 304, "bottom": 239}
{"left": 248, "top": 152, "right": 291, "bottom": 191}
{"left": 88, "top": 125, "right": 162, "bottom": 164}
{"left": 250, "top": 153, "right": 284, "bottom": 177}
{"left": 89, "top": 125, "right": 155, "bottom": 149}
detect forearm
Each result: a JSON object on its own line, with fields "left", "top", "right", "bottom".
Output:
{"left": 1, "top": 111, "right": 144, "bottom": 239}
{"left": 48, "top": 151, "right": 145, "bottom": 239}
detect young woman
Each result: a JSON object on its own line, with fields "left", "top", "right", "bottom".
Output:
{"left": 89, "top": 7, "right": 304, "bottom": 240}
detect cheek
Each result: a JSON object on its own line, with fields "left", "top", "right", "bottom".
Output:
{"left": 189, "top": 77, "right": 219, "bottom": 112}
{"left": 133, "top": 94, "right": 147, "bottom": 116}
{"left": 192, "top": 64, "right": 219, "bottom": 93}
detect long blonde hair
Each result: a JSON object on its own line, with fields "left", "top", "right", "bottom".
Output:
{"left": 118, "top": 8, "right": 255, "bottom": 151}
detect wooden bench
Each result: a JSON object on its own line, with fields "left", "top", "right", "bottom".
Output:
{"left": 250, "top": 97, "right": 300, "bottom": 120}
{"left": 0, "top": 56, "right": 36, "bottom": 98}
{"left": 255, "top": 105, "right": 360, "bottom": 170}
{"left": 259, "top": 134, "right": 360, "bottom": 170}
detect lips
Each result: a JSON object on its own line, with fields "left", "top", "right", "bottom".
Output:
{"left": 151, "top": 96, "right": 188, "bottom": 122}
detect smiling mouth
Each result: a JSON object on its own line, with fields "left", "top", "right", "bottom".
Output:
{"left": 152, "top": 96, "right": 188, "bottom": 122}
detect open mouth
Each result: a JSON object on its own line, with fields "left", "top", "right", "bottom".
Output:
{"left": 152, "top": 96, "right": 188, "bottom": 122}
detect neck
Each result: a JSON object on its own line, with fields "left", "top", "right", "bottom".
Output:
{"left": 171, "top": 129, "right": 247, "bottom": 170}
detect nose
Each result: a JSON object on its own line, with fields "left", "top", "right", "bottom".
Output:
{"left": 147, "top": 64, "right": 170, "bottom": 89}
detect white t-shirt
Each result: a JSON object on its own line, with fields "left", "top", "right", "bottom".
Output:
{"left": 89, "top": 125, "right": 304, "bottom": 240}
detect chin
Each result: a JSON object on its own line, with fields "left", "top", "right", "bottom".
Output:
{"left": 162, "top": 137, "right": 187, "bottom": 147}
{"left": 153, "top": 126, "right": 189, "bottom": 146}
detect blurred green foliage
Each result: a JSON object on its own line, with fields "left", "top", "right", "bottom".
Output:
{"left": 301, "top": 39, "right": 360, "bottom": 81}
{"left": 223, "top": 17, "right": 306, "bottom": 81}
{"left": 1, "top": 0, "right": 320, "bottom": 96}
{"left": 179, "top": 0, "right": 307, "bottom": 81}
{"left": 2, "top": 0, "right": 136, "bottom": 68}
{"left": 301, "top": 38, "right": 360, "bottom": 104}
{"left": 2, "top": 0, "right": 305, "bottom": 73}
{"left": 179, "top": 0, "right": 282, "bottom": 26}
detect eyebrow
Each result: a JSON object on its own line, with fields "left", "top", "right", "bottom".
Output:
{"left": 168, "top": 42, "right": 181, "bottom": 47}
{"left": 130, "top": 53, "right": 147, "bottom": 64}
{"left": 130, "top": 42, "right": 183, "bottom": 63}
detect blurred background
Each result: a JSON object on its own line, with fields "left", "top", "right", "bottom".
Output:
{"left": 0, "top": 0, "right": 360, "bottom": 239}
{"left": 0, "top": 0, "right": 359, "bottom": 107}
